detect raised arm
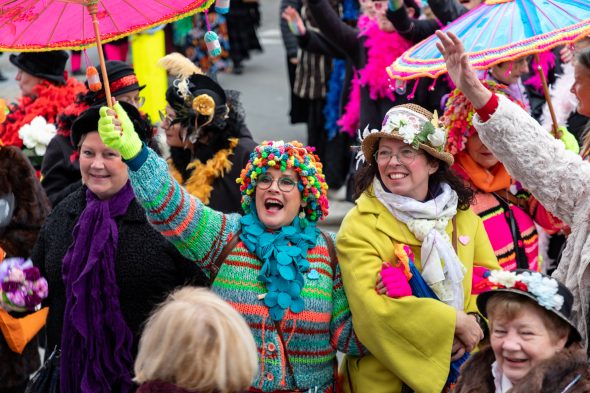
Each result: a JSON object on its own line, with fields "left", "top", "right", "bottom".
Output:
{"left": 307, "top": 0, "right": 361, "bottom": 61}
{"left": 436, "top": 30, "right": 590, "bottom": 225}
{"left": 97, "top": 103, "right": 241, "bottom": 276}
{"left": 386, "top": 6, "right": 441, "bottom": 44}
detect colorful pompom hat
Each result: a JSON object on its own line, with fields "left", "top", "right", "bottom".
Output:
{"left": 443, "top": 80, "right": 526, "bottom": 155}
{"left": 359, "top": 103, "right": 454, "bottom": 166}
{"left": 237, "top": 140, "right": 329, "bottom": 224}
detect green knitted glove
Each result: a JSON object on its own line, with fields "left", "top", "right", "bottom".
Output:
{"left": 557, "top": 125, "right": 579, "bottom": 154}
{"left": 388, "top": 0, "right": 404, "bottom": 11}
{"left": 98, "top": 102, "right": 142, "bottom": 160}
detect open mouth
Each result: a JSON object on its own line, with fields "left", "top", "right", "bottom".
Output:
{"left": 264, "top": 198, "right": 284, "bottom": 211}
{"left": 90, "top": 174, "right": 110, "bottom": 180}
{"left": 504, "top": 357, "right": 527, "bottom": 366}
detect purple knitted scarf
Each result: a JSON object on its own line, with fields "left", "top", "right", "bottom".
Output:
{"left": 60, "top": 182, "right": 136, "bottom": 393}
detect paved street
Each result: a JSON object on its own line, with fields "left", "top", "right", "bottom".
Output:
{"left": 0, "top": 0, "right": 354, "bottom": 231}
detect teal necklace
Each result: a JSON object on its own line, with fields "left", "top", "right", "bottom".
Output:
{"left": 240, "top": 207, "right": 319, "bottom": 321}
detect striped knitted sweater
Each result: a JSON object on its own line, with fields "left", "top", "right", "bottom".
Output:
{"left": 453, "top": 163, "right": 564, "bottom": 271}
{"left": 126, "top": 147, "right": 366, "bottom": 392}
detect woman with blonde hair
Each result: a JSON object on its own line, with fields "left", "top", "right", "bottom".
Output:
{"left": 134, "top": 287, "right": 258, "bottom": 393}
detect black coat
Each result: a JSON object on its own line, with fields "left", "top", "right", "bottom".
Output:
{"left": 40, "top": 134, "right": 81, "bottom": 208}
{"left": 30, "top": 187, "right": 208, "bottom": 361}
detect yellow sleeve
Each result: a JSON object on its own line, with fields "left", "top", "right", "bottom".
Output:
{"left": 336, "top": 210, "right": 456, "bottom": 392}
{"left": 463, "top": 213, "right": 501, "bottom": 315}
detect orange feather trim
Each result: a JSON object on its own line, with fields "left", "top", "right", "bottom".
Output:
{"left": 168, "top": 138, "right": 238, "bottom": 204}
{"left": 0, "top": 78, "right": 86, "bottom": 147}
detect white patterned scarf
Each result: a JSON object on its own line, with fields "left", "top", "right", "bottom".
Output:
{"left": 373, "top": 178, "right": 465, "bottom": 310}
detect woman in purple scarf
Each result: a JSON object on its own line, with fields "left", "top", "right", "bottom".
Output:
{"left": 31, "top": 102, "right": 207, "bottom": 393}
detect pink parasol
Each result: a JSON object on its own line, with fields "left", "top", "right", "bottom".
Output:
{"left": 0, "top": 0, "right": 214, "bottom": 106}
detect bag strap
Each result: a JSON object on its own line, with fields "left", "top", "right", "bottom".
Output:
{"left": 491, "top": 192, "right": 529, "bottom": 269}
{"left": 209, "top": 230, "right": 242, "bottom": 285}
{"left": 320, "top": 230, "right": 337, "bottom": 273}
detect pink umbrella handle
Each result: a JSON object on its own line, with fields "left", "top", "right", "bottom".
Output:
{"left": 87, "top": 3, "right": 113, "bottom": 108}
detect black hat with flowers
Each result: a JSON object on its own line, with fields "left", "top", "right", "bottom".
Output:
{"left": 477, "top": 269, "right": 581, "bottom": 343}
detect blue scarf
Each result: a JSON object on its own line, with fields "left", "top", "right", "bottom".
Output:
{"left": 61, "top": 182, "right": 136, "bottom": 393}
{"left": 239, "top": 208, "right": 319, "bottom": 321}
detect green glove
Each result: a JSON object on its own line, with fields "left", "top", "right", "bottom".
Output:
{"left": 557, "top": 125, "right": 579, "bottom": 154}
{"left": 98, "top": 102, "right": 142, "bottom": 160}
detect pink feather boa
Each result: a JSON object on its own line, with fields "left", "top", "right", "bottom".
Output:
{"left": 523, "top": 50, "right": 555, "bottom": 94}
{"left": 337, "top": 16, "right": 412, "bottom": 136}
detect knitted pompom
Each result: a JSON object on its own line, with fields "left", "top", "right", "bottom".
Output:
{"left": 86, "top": 66, "right": 102, "bottom": 92}
{"left": 204, "top": 31, "right": 222, "bottom": 57}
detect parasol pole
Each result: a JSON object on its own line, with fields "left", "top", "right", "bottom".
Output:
{"left": 87, "top": 1, "right": 113, "bottom": 108}
{"left": 534, "top": 53, "right": 559, "bottom": 138}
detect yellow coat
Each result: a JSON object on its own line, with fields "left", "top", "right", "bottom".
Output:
{"left": 336, "top": 192, "right": 500, "bottom": 393}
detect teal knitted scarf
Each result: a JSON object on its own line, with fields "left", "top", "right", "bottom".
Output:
{"left": 240, "top": 208, "right": 319, "bottom": 320}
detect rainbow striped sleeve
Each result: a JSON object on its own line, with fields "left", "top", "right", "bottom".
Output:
{"left": 127, "top": 147, "right": 241, "bottom": 275}
{"left": 328, "top": 233, "right": 367, "bottom": 357}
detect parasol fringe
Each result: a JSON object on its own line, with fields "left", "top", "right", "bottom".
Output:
{"left": 158, "top": 53, "right": 203, "bottom": 79}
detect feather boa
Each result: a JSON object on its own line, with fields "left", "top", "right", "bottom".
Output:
{"left": 337, "top": 72, "right": 361, "bottom": 136}
{"left": 0, "top": 78, "right": 86, "bottom": 147}
{"left": 358, "top": 16, "right": 412, "bottom": 101}
{"left": 337, "top": 16, "right": 412, "bottom": 136}
{"left": 323, "top": 59, "right": 347, "bottom": 140}
{"left": 168, "top": 138, "right": 237, "bottom": 204}
{"left": 541, "top": 62, "right": 578, "bottom": 131}
{"left": 523, "top": 50, "right": 555, "bottom": 94}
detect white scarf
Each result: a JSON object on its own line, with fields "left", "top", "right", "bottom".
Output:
{"left": 373, "top": 178, "right": 465, "bottom": 310}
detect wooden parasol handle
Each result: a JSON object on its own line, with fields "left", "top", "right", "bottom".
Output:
{"left": 534, "top": 53, "right": 559, "bottom": 138}
{"left": 87, "top": 2, "right": 113, "bottom": 108}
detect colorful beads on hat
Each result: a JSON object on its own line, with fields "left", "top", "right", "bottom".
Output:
{"left": 204, "top": 31, "right": 222, "bottom": 57}
{"left": 86, "top": 66, "right": 102, "bottom": 92}
{"left": 215, "top": 0, "right": 230, "bottom": 14}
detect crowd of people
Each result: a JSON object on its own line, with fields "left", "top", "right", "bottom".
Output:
{"left": 1, "top": 0, "right": 590, "bottom": 392}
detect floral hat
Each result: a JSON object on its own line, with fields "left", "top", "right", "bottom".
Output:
{"left": 477, "top": 269, "right": 581, "bottom": 343}
{"left": 359, "top": 103, "right": 454, "bottom": 166}
{"left": 237, "top": 140, "right": 329, "bottom": 224}
{"left": 443, "top": 80, "right": 526, "bottom": 155}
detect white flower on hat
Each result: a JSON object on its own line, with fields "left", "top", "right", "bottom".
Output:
{"left": 18, "top": 116, "right": 56, "bottom": 156}
{"left": 519, "top": 272, "right": 564, "bottom": 311}
{"left": 398, "top": 123, "right": 418, "bottom": 145}
{"left": 427, "top": 127, "right": 446, "bottom": 147}
{"left": 488, "top": 270, "right": 518, "bottom": 288}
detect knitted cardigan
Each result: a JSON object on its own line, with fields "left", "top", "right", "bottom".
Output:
{"left": 474, "top": 95, "right": 590, "bottom": 350}
{"left": 126, "top": 147, "right": 366, "bottom": 392}
{"left": 452, "top": 165, "right": 564, "bottom": 272}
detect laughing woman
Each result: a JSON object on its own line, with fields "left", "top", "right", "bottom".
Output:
{"left": 96, "top": 101, "right": 366, "bottom": 392}
{"left": 336, "top": 103, "right": 500, "bottom": 392}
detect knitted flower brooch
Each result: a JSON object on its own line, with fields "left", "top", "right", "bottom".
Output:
{"left": 237, "top": 140, "right": 329, "bottom": 224}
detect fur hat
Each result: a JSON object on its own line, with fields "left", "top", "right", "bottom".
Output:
{"left": 70, "top": 101, "right": 152, "bottom": 147}
{"left": 10, "top": 51, "right": 69, "bottom": 85}
{"left": 477, "top": 269, "right": 582, "bottom": 343}
{"left": 359, "top": 103, "right": 454, "bottom": 166}
{"left": 237, "top": 141, "right": 329, "bottom": 223}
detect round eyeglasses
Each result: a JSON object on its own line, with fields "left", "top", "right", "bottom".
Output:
{"left": 256, "top": 174, "right": 297, "bottom": 192}
{"left": 374, "top": 147, "right": 421, "bottom": 166}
